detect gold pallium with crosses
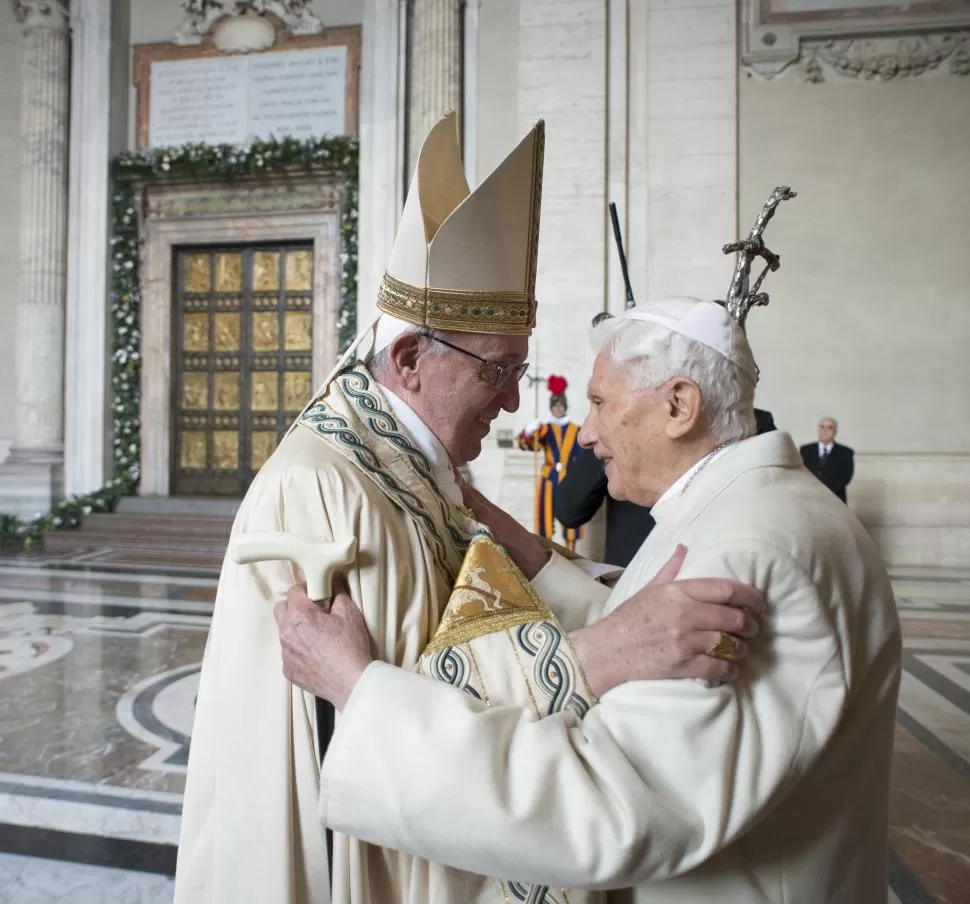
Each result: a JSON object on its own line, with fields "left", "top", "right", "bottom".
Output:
{"left": 174, "top": 243, "right": 314, "bottom": 496}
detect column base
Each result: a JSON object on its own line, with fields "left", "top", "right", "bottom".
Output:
{"left": 0, "top": 448, "right": 65, "bottom": 520}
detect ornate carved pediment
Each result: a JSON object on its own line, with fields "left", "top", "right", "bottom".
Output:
{"left": 741, "top": 0, "right": 970, "bottom": 82}
{"left": 11, "top": 0, "right": 69, "bottom": 30}
{"left": 174, "top": 0, "right": 323, "bottom": 46}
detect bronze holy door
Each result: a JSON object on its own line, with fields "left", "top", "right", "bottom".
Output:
{"left": 172, "top": 244, "right": 314, "bottom": 496}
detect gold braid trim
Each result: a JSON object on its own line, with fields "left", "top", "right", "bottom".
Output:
{"left": 377, "top": 271, "right": 536, "bottom": 335}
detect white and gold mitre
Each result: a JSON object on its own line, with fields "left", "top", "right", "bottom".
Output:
{"left": 377, "top": 111, "right": 545, "bottom": 336}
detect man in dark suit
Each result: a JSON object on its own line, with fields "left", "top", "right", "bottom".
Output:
{"left": 800, "top": 416, "right": 854, "bottom": 503}
{"left": 554, "top": 446, "right": 653, "bottom": 567}
{"left": 556, "top": 408, "right": 777, "bottom": 567}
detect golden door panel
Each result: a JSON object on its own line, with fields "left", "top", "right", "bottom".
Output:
{"left": 213, "top": 373, "right": 240, "bottom": 411}
{"left": 251, "top": 372, "right": 279, "bottom": 411}
{"left": 213, "top": 313, "right": 241, "bottom": 351}
{"left": 182, "top": 373, "right": 208, "bottom": 411}
{"left": 284, "top": 312, "right": 312, "bottom": 351}
{"left": 183, "top": 314, "right": 209, "bottom": 352}
{"left": 285, "top": 249, "right": 313, "bottom": 291}
{"left": 183, "top": 254, "right": 211, "bottom": 293}
{"left": 180, "top": 432, "right": 207, "bottom": 470}
{"left": 284, "top": 372, "right": 311, "bottom": 412}
{"left": 215, "top": 253, "right": 243, "bottom": 292}
{"left": 253, "top": 250, "right": 281, "bottom": 291}
{"left": 173, "top": 244, "right": 314, "bottom": 497}
{"left": 212, "top": 431, "right": 239, "bottom": 470}
{"left": 251, "top": 312, "right": 280, "bottom": 352}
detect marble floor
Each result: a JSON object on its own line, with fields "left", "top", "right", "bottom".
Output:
{"left": 0, "top": 550, "right": 967, "bottom": 903}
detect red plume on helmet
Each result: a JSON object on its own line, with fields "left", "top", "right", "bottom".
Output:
{"left": 547, "top": 375, "right": 568, "bottom": 412}
{"left": 547, "top": 375, "right": 567, "bottom": 396}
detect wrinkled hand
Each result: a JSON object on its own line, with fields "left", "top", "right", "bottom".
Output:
{"left": 273, "top": 576, "right": 373, "bottom": 710}
{"left": 569, "top": 545, "right": 764, "bottom": 696}
{"left": 455, "top": 472, "right": 550, "bottom": 579}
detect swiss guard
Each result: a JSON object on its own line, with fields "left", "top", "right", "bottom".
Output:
{"left": 517, "top": 374, "right": 584, "bottom": 551}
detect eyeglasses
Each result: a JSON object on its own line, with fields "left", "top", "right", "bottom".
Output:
{"left": 425, "top": 335, "right": 529, "bottom": 390}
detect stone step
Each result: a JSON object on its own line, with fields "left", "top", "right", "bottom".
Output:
{"left": 41, "top": 526, "right": 230, "bottom": 546}
{"left": 41, "top": 531, "right": 230, "bottom": 554}
{"left": 40, "top": 509, "right": 234, "bottom": 556}
{"left": 117, "top": 496, "right": 241, "bottom": 517}
{"left": 82, "top": 513, "right": 234, "bottom": 535}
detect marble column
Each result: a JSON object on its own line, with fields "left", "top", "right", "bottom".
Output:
{"left": 357, "top": 0, "right": 409, "bottom": 319}
{"left": 407, "top": 0, "right": 462, "bottom": 172}
{"left": 64, "top": 0, "right": 113, "bottom": 497}
{"left": 462, "top": 0, "right": 480, "bottom": 185}
{"left": 0, "top": 0, "right": 71, "bottom": 518}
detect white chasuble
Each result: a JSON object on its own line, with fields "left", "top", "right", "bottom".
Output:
{"left": 174, "top": 365, "right": 478, "bottom": 904}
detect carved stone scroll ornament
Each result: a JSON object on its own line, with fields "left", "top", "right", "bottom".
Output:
{"left": 11, "top": 0, "right": 70, "bottom": 30}
{"left": 174, "top": 0, "right": 323, "bottom": 46}
{"left": 799, "top": 33, "right": 970, "bottom": 83}
{"left": 740, "top": 0, "right": 970, "bottom": 83}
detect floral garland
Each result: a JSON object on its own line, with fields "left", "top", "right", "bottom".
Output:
{"left": 0, "top": 136, "right": 358, "bottom": 550}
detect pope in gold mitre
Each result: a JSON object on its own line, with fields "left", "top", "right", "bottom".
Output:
{"left": 174, "top": 112, "right": 562, "bottom": 904}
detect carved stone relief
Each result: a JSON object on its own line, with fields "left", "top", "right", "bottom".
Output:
{"left": 740, "top": 0, "right": 970, "bottom": 82}
{"left": 174, "top": 0, "right": 323, "bottom": 46}
{"left": 799, "top": 33, "right": 970, "bottom": 82}
{"left": 11, "top": 0, "right": 69, "bottom": 30}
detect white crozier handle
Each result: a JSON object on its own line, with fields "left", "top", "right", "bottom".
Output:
{"left": 230, "top": 532, "right": 358, "bottom": 601}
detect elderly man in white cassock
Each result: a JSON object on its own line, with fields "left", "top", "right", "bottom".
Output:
{"left": 274, "top": 190, "right": 902, "bottom": 903}
{"left": 175, "top": 114, "right": 763, "bottom": 904}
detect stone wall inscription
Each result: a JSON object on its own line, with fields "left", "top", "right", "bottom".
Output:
{"left": 132, "top": 25, "right": 360, "bottom": 148}
{"left": 149, "top": 47, "right": 348, "bottom": 147}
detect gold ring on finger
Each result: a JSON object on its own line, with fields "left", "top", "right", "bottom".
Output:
{"left": 707, "top": 631, "right": 738, "bottom": 662}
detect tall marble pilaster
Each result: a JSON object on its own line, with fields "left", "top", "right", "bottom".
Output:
{"left": 407, "top": 0, "right": 462, "bottom": 172}
{"left": 0, "top": 0, "right": 71, "bottom": 518}
{"left": 357, "top": 0, "right": 409, "bottom": 320}
{"left": 64, "top": 0, "right": 114, "bottom": 497}
{"left": 462, "top": 0, "right": 480, "bottom": 185}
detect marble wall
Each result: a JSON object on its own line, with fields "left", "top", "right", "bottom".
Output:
{"left": 476, "top": 0, "right": 520, "bottom": 180}
{"left": 467, "top": 0, "right": 740, "bottom": 563}
{"left": 630, "top": 0, "right": 738, "bottom": 304}
{"left": 0, "top": 6, "right": 23, "bottom": 463}
{"left": 470, "top": 0, "right": 604, "bottom": 445}
{"left": 468, "top": 0, "right": 740, "bottom": 439}
{"left": 739, "top": 69, "right": 970, "bottom": 567}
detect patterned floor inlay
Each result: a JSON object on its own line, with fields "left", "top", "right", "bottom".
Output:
{"left": 0, "top": 556, "right": 966, "bottom": 901}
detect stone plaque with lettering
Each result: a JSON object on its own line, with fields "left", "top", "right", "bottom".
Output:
{"left": 148, "top": 47, "right": 349, "bottom": 147}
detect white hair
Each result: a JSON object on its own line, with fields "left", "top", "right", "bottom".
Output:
{"left": 591, "top": 316, "right": 756, "bottom": 444}
{"left": 366, "top": 325, "right": 447, "bottom": 377}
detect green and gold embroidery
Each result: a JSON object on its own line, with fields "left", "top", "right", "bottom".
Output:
{"left": 298, "top": 366, "right": 474, "bottom": 582}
